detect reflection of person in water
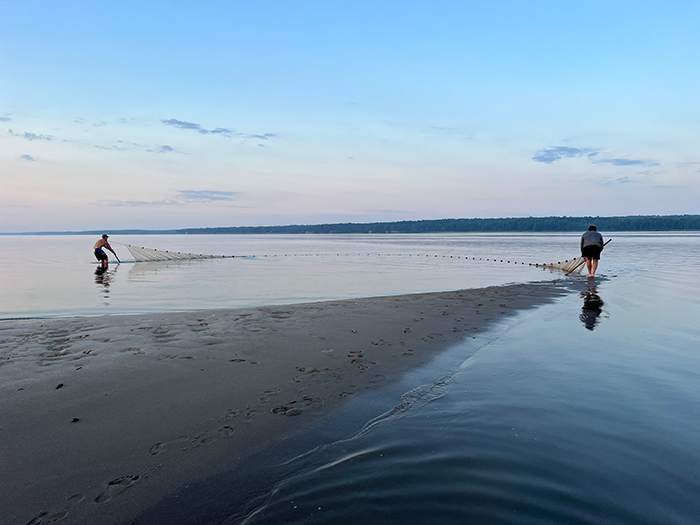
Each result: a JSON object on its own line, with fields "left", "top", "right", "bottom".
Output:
{"left": 94, "top": 264, "right": 117, "bottom": 304}
{"left": 580, "top": 286, "right": 605, "bottom": 331}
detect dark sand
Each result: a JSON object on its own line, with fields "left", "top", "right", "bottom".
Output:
{"left": 0, "top": 282, "right": 567, "bottom": 524}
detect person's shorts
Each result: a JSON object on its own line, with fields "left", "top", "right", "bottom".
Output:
{"left": 582, "top": 245, "right": 602, "bottom": 260}
{"left": 94, "top": 249, "right": 107, "bottom": 261}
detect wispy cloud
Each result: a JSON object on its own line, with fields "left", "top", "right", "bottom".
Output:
{"left": 533, "top": 145, "right": 659, "bottom": 168}
{"left": 100, "top": 200, "right": 177, "bottom": 207}
{"left": 591, "top": 157, "right": 659, "bottom": 167}
{"left": 177, "top": 190, "right": 238, "bottom": 202}
{"left": 144, "top": 144, "right": 176, "bottom": 153}
{"left": 162, "top": 118, "right": 277, "bottom": 141}
{"left": 21, "top": 154, "right": 36, "bottom": 161}
{"left": 94, "top": 144, "right": 128, "bottom": 151}
{"left": 101, "top": 190, "right": 239, "bottom": 207}
{"left": 8, "top": 129, "right": 52, "bottom": 141}
{"left": 243, "top": 133, "right": 277, "bottom": 140}
{"left": 0, "top": 116, "right": 11, "bottom": 122}
{"left": 532, "top": 146, "right": 599, "bottom": 163}
{"left": 162, "top": 118, "right": 233, "bottom": 136}
{"left": 604, "top": 176, "right": 632, "bottom": 185}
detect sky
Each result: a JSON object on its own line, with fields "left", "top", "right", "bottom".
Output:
{"left": 1, "top": 1, "right": 698, "bottom": 232}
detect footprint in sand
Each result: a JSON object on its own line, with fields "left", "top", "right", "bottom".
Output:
{"left": 149, "top": 443, "right": 167, "bottom": 456}
{"left": 272, "top": 402, "right": 301, "bottom": 416}
{"left": 149, "top": 436, "right": 188, "bottom": 456}
{"left": 26, "top": 510, "right": 68, "bottom": 524}
{"left": 25, "top": 494, "right": 84, "bottom": 525}
{"left": 178, "top": 433, "right": 219, "bottom": 450}
{"left": 94, "top": 475, "right": 141, "bottom": 503}
{"left": 302, "top": 395, "right": 324, "bottom": 408}
{"left": 226, "top": 407, "right": 257, "bottom": 422}
{"left": 191, "top": 320, "right": 210, "bottom": 332}
{"left": 218, "top": 425, "right": 235, "bottom": 437}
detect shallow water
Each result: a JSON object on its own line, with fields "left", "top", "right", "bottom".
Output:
{"left": 4, "top": 232, "right": 700, "bottom": 524}
{"left": 234, "top": 288, "right": 699, "bottom": 524}
{"left": 225, "top": 234, "right": 700, "bottom": 525}
{"left": 2, "top": 232, "right": 590, "bottom": 318}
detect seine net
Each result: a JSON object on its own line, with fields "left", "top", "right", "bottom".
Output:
{"left": 121, "top": 243, "right": 585, "bottom": 273}
{"left": 123, "top": 244, "right": 231, "bottom": 262}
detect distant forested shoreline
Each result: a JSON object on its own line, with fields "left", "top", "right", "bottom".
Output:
{"left": 11, "top": 215, "right": 700, "bottom": 235}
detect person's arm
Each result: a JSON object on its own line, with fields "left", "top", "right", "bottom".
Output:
{"left": 105, "top": 242, "right": 121, "bottom": 262}
{"left": 581, "top": 236, "right": 585, "bottom": 253}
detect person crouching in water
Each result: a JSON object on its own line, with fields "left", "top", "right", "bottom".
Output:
{"left": 580, "top": 225, "right": 604, "bottom": 278}
{"left": 94, "top": 234, "right": 119, "bottom": 268}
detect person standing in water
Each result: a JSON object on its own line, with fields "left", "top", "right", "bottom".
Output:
{"left": 94, "top": 234, "right": 119, "bottom": 268}
{"left": 580, "top": 225, "right": 604, "bottom": 277}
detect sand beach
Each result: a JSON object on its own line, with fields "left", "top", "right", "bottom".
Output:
{"left": 0, "top": 282, "right": 566, "bottom": 524}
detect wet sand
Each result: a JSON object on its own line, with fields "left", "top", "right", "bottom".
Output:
{"left": 0, "top": 282, "right": 567, "bottom": 524}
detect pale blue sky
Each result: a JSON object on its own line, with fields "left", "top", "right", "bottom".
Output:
{"left": 1, "top": 1, "right": 698, "bottom": 231}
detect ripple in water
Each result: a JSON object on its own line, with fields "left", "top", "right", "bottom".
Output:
{"left": 238, "top": 258, "right": 700, "bottom": 525}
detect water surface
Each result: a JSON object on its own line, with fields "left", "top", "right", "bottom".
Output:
{"left": 2, "top": 232, "right": 591, "bottom": 318}
{"left": 229, "top": 233, "right": 700, "bottom": 524}
{"left": 4, "top": 232, "right": 700, "bottom": 524}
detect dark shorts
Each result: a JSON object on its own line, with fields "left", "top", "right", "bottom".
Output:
{"left": 582, "top": 245, "right": 602, "bottom": 260}
{"left": 94, "top": 248, "right": 107, "bottom": 261}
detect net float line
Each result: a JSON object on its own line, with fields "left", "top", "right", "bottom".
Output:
{"left": 120, "top": 243, "right": 584, "bottom": 274}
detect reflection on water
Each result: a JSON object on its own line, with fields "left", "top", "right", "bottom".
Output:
{"left": 3, "top": 232, "right": 698, "bottom": 318}
{"left": 94, "top": 265, "right": 118, "bottom": 305}
{"left": 224, "top": 273, "right": 700, "bottom": 525}
{"left": 3, "top": 233, "right": 700, "bottom": 523}
{"left": 127, "top": 259, "right": 198, "bottom": 280}
{"left": 580, "top": 285, "right": 606, "bottom": 330}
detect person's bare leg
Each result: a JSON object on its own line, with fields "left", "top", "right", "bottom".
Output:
{"left": 585, "top": 257, "right": 593, "bottom": 277}
{"left": 590, "top": 259, "right": 599, "bottom": 277}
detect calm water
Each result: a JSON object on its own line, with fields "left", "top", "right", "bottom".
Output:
{"left": 226, "top": 233, "right": 700, "bottom": 525}
{"left": 3, "top": 232, "right": 597, "bottom": 318}
{"left": 3, "top": 233, "right": 700, "bottom": 524}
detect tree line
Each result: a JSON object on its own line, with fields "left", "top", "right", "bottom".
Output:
{"left": 18, "top": 214, "right": 700, "bottom": 236}
{"left": 175, "top": 215, "right": 700, "bottom": 235}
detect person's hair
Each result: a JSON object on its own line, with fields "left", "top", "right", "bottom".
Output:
{"left": 102, "top": 234, "right": 109, "bottom": 238}
{"left": 588, "top": 225, "right": 597, "bottom": 231}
